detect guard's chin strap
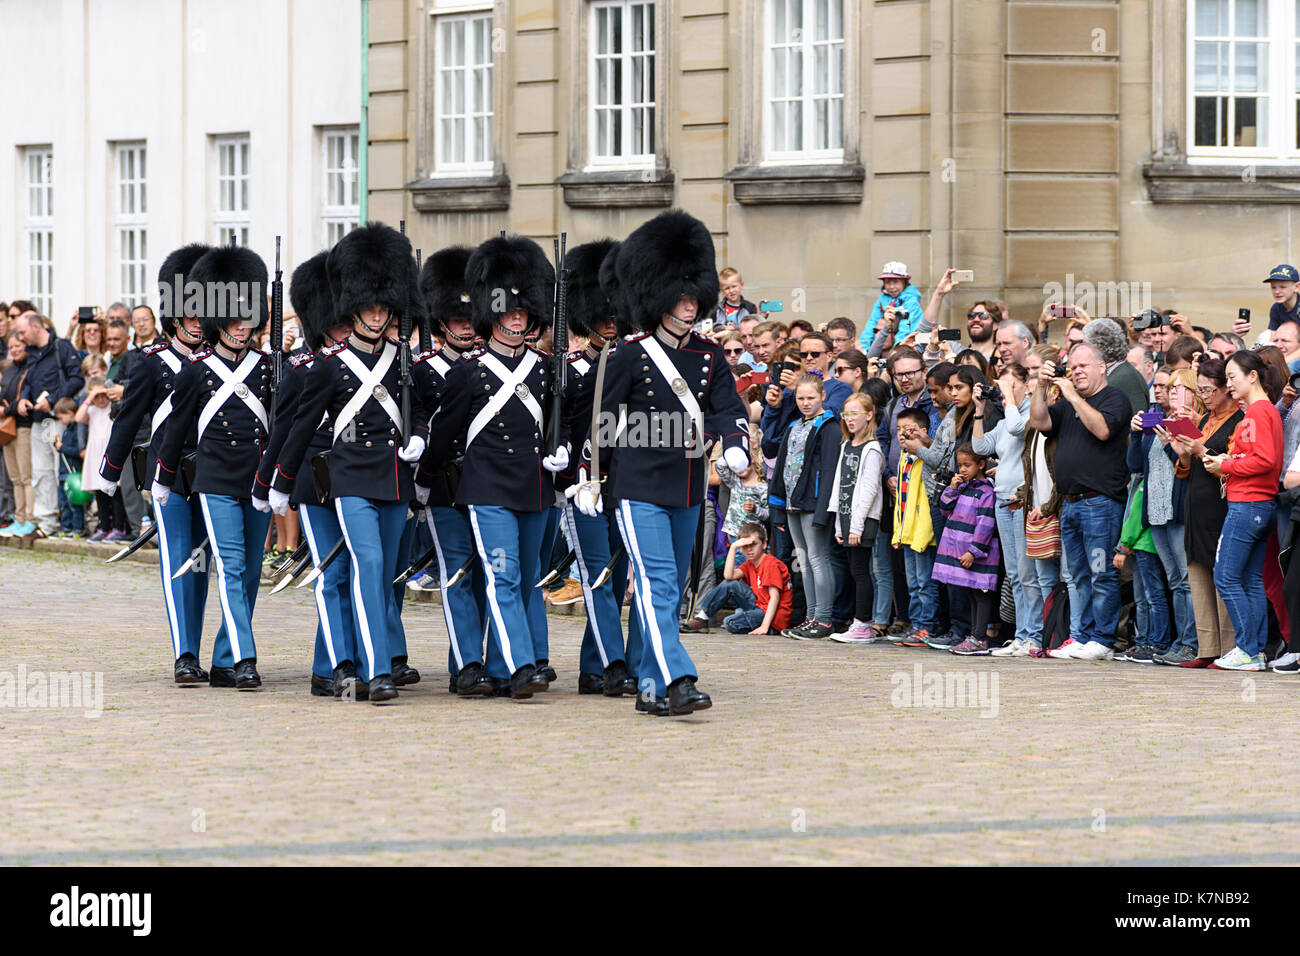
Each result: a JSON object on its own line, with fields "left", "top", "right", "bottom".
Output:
{"left": 351, "top": 322, "right": 387, "bottom": 355}
{"left": 487, "top": 336, "right": 527, "bottom": 359}
{"left": 214, "top": 338, "right": 246, "bottom": 362}
{"left": 444, "top": 326, "right": 477, "bottom": 351}
{"left": 656, "top": 317, "right": 692, "bottom": 349}
{"left": 492, "top": 319, "right": 528, "bottom": 342}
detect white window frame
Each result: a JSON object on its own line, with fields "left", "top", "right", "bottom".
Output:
{"left": 213, "top": 134, "right": 251, "bottom": 246}
{"left": 23, "top": 146, "right": 54, "bottom": 317}
{"left": 433, "top": 11, "right": 495, "bottom": 175}
{"left": 587, "top": 0, "right": 657, "bottom": 170}
{"left": 113, "top": 142, "right": 148, "bottom": 308}
{"left": 322, "top": 126, "right": 361, "bottom": 247}
{"left": 763, "top": 0, "right": 845, "bottom": 164}
{"left": 1186, "top": 0, "right": 1300, "bottom": 163}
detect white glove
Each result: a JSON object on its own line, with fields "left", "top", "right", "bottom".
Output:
{"left": 413, "top": 483, "right": 430, "bottom": 506}
{"left": 269, "top": 488, "right": 291, "bottom": 516}
{"left": 101, "top": 479, "right": 119, "bottom": 498}
{"left": 252, "top": 496, "right": 271, "bottom": 514}
{"left": 574, "top": 481, "right": 603, "bottom": 518}
{"left": 542, "top": 444, "right": 570, "bottom": 474}
{"left": 723, "top": 446, "right": 750, "bottom": 475}
{"left": 398, "top": 435, "right": 426, "bottom": 462}
{"left": 151, "top": 481, "right": 170, "bottom": 508}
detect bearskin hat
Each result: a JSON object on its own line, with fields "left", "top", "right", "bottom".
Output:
{"left": 465, "top": 234, "right": 555, "bottom": 340}
{"left": 190, "top": 245, "right": 269, "bottom": 346}
{"left": 562, "top": 238, "right": 619, "bottom": 339}
{"left": 290, "top": 251, "right": 336, "bottom": 352}
{"left": 616, "top": 209, "right": 719, "bottom": 333}
{"left": 420, "top": 245, "right": 474, "bottom": 335}
{"left": 598, "top": 241, "right": 635, "bottom": 339}
{"left": 326, "top": 222, "right": 420, "bottom": 327}
{"left": 157, "top": 243, "right": 212, "bottom": 336}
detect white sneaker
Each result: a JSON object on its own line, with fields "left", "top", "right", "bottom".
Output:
{"left": 1270, "top": 651, "right": 1300, "bottom": 670}
{"left": 1070, "top": 640, "right": 1114, "bottom": 661}
{"left": 1213, "top": 647, "right": 1265, "bottom": 671}
{"left": 1047, "top": 638, "right": 1081, "bottom": 660}
{"left": 991, "top": 637, "right": 1035, "bottom": 657}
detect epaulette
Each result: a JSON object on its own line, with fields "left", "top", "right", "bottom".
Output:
{"left": 464, "top": 346, "right": 487, "bottom": 361}
{"left": 527, "top": 344, "right": 550, "bottom": 360}
{"left": 321, "top": 340, "right": 348, "bottom": 356}
{"left": 413, "top": 348, "right": 437, "bottom": 364}
{"left": 144, "top": 340, "right": 170, "bottom": 356}
{"left": 566, "top": 351, "right": 589, "bottom": 366}
{"left": 288, "top": 350, "right": 315, "bottom": 369}
{"left": 625, "top": 332, "right": 650, "bottom": 343}
{"left": 190, "top": 347, "right": 213, "bottom": 362}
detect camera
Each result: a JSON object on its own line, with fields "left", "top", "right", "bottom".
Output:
{"left": 1052, "top": 362, "right": 1069, "bottom": 378}
{"left": 934, "top": 467, "right": 956, "bottom": 488}
{"left": 892, "top": 308, "right": 910, "bottom": 323}
{"left": 759, "top": 300, "right": 783, "bottom": 313}
{"left": 936, "top": 328, "right": 962, "bottom": 342}
{"left": 1048, "top": 303, "right": 1076, "bottom": 319}
{"left": 978, "top": 382, "right": 1002, "bottom": 403}
{"left": 77, "top": 306, "right": 96, "bottom": 324}
{"left": 1291, "top": 371, "right": 1300, "bottom": 393}
{"left": 1132, "top": 308, "right": 1168, "bottom": 331}
{"left": 772, "top": 360, "right": 797, "bottom": 382}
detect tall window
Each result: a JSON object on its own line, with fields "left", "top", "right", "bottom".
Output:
{"left": 435, "top": 12, "right": 494, "bottom": 173}
{"left": 765, "top": 0, "right": 844, "bottom": 161}
{"left": 114, "top": 142, "right": 148, "bottom": 307}
{"left": 589, "top": 0, "right": 656, "bottom": 166}
{"left": 322, "top": 127, "right": 361, "bottom": 246}
{"left": 1189, "top": 0, "right": 1300, "bottom": 160}
{"left": 24, "top": 147, "right": 54, "bottom": 317}
{"left": 214, "top": 135, "right": 251, "bottom": 246}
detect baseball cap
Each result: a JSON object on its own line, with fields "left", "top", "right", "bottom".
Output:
{"left": 877, "top": 261, "right": 910, "bottom": 281}
{"left": 1264, "top": 264, "right": 1299, "bottom": 283}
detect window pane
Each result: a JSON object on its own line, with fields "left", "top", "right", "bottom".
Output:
{"left": 1235, "top": 0, "right": 1264, "bottom": 37}
{"left": 1196, "top": 0, "right": 1226, "bottom": 35}
{"left": 1235, "top": 41, "right": 1266, "bottom": 93}
{"left": 1234, "top": 96, "right": 1264, "bottom": 146}
{"left": 1195, "top": 41, "right": 1227, "bottom": 90}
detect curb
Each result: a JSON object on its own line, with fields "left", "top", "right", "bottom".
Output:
{"left": 0, "top": 531, "right": 158, "bottom": 567}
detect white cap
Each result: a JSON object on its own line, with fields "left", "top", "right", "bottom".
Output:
{"left": 877, "top": 261, "right": 910, "bottom": 280}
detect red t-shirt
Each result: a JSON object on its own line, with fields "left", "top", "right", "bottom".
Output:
{"left": 739, "top": 553, "right": 793, "bottom": 631}
{"left": 1222, "top": 399, "right": 1283, "bottom": 502}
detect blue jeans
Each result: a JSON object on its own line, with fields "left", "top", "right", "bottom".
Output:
{"left": 995, "top": 499, "right": 1042, "bottom": 644}
{"left": 1059, "top": 495, "right": 1124, "bottom": 646}
{"left": 1148, "top": 521, "right": 1196, "bottom": 652}
{"left": 1132, "top": 550, "right": 1171, "bottom": 651}
{"left": 1026, "top": 555, "right": 1062, "bottom": 648}
{"left": 700, "top": 578, "right": 767, "bottom": 633}
{"left": 1214, "top": 499, "right": 1277, "bottom": 657}
{"left": 901, "top": 546, "right": 938, "bottom": 633}
{"left": 786, "top": 510, "right": 834, "bottom": 622}
{"left": 872, "top": 520, "right": 895, "bottom": 627}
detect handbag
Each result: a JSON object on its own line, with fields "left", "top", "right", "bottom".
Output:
{"left": 0, "top": 368, "right": 29, "bottom": 446}
{"left": 1024, "top": 510, "right": 1061, "bottom": 559}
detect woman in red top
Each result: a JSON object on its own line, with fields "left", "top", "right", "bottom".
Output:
{"left": 1203, "top": 350, "right": 1283, "bottom": 670}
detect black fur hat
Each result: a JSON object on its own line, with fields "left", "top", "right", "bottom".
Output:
{"left": 190, "top": 245, "right": 269, "bottom": 345}
{"left": 562, "top": 238, "right": 619, "bottom": 339}
{"left": 326, "top": 222, "right": 420, "bottom": 326}
{"left": 157, "top": 243, "right": 212, "bottom": 336}
{"left": 598, "top": 241, "right": 635, "bottom": 339}
{"left": 466, "top": 235, "right": 555, "bottom": 340}
{"left": 419, "top": 245, "right": 474, "bottom": 334}
{"left": 290, "top": 252, "right": 335, "bottom": 352}
{"left": 616, "top": 209, "right": 719, "bottom": 333}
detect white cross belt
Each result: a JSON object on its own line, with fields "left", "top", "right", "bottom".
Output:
{"left": 466, "top": 350, "right": 542, "bottom": 449}
{"left": 196, "top": 351, "right": 268, "bottom": 443}
{"left": 333, "top": 342, "right": 402, "bottom": 443}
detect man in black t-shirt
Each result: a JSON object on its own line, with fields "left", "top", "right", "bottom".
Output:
{"left": 1028, "top": 342, "right": 1131, "bottom": 661}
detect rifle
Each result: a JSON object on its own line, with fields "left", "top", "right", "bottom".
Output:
{"left": 398, "top": 308, "right": 413, "bottom": 455}
{"left": 268, "top": 235, "right": 284, "bottom": 429}
{"left": 415, "top": 248, "right": 431, "bottom": 354}
{"left": 545, "top": 233, "right": 567, "bottom": 455}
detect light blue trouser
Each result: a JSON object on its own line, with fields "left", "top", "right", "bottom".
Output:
{"left": 425, "top": 505, "right": 487, "bottom": 676}
{"left": 528, "top": 505, "right": 560, "bottom": 663}
{"left": 468, "top": 504, "right": 547, "bottom": 680}
{"left": 197, "top": 494, "right": 272, "bottom": 668}
{"left": 1148, "top": 521, "right": 1196, "bottom": 651}
{"left": 994, "top": 498, "right": 1043, "bottom": 645}
{"left": 335, "top": 497, "right": 408, "bottom": 681}
{"left": 299, "top": 504, "right": 356, "bottom": 678}
{"left": 154, "top": 493, "right": 210, "bottom": 661}
{"left": 786, "top": 510, "right": 834, "bottom": 622}
{"left": 388, "top": 512, "right": 414, "bottom": 660}
{"left": 616, "top": 498, "right": 700, "bottom": 698}
{"left": 901, "top": 546, "right": 939, "bottom": 633}
{"left": 563, "top": 502, "right": 634, "bottom": 676}
{"left": 871, "top": 521, "right": 895, "bottom": 628}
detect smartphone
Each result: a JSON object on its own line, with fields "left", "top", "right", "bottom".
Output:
{"left": 1238, "top": 308, "right": 1251, "bottom": 322}
{"left": 1138, "top": 411, "right": 1163, "bottom": 430}
{"left": 77, "top": 306, "right": 96, "bottom": 324}
{"left": 952, "top": 270, "right": 974, "bottom": 283}
{"left": 759, "top": 300, "right": 783, "bottom": 313}
{"left": 700, "top": 318, "right": 714, "bottom": 334}
{"left": 1049, "top": 304, "right": 1077, "bottom": 319}
{"left": 937, "top": 328, "right": 962, "bottom": 342}
{"left": 914, "top": 332, "right": 931, "bottom": 347}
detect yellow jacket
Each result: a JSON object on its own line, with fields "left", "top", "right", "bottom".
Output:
{"left": 892, "top": 454, "right": 935, "bottom": 552}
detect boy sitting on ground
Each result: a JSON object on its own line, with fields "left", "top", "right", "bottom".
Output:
{"left": 683, "top": 522, "right": 793, "bottom": 635}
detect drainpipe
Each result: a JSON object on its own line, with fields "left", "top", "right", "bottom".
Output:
{"left": 359, "top": 0, "right": 369, "bottom": 223}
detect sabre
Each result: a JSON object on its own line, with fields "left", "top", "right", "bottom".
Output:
{"left": 271, "top": 540, "right": 311, "bottom": 578}
{"left": 170, "top": 536, "right": 210, "bottom": 579}
{"left": 105, "top": 522, "right": 158, "bottom": 563}
{"left": 393, "top": 543, "right": 439, "bottom": 586}
{"left": 535, "top": 546, "right": 575, "bottom": 589}
{"left": 444, "top": 553, "right": 476, "bottom": 589}
{"left": 592, "top": 542, "right": 626, "bottom": 589}
{"left": 270, "top": 548, "right": 315, "bottom": 595}
{"left": 295, "top": 537, "right": 347, "bottom": 589}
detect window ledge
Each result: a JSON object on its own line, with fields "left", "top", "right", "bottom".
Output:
{"left": 406, "top": 172, "right": 511, "bottom": 212}
{"left": 1142, "top": 162, "right": 1300, "bottom": 203}
{"left": 556, "top": 169, "right": 675, "bottom": 208}
{"left": 724, "top": 163, "right": 865, "bottom": 205}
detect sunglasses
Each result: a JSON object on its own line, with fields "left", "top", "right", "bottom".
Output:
{"left": 724, "top": 347, "right": 744, "bottom": 354}
{"left": 800, "top": 350, "right": 825, "bottom": 359}
{"left": 834, "top": 366, "right": 853, "bottom": 374}
{"left": 968, "top": 311, "right": 991, "bottom": 319}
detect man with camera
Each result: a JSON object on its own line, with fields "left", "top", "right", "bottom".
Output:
{"left": 760, "top": 331, "right": 851, "bottom": 452}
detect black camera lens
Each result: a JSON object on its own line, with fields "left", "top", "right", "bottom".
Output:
{"left": 1291, "top": 372, "right": 1300, "bottom": 392}
{"left": 1132, "top": 308, "right": 1165, "bottom": 331}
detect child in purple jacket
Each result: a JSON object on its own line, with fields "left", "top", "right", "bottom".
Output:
{"left": 933, "top": 444, "right": 1001, "bottom": 656}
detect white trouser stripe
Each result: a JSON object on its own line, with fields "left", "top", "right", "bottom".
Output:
{"left": 468, "top": 505, "right": 516, "bottom": 674}
{"left": 198, "top": 494, "right": 243, "bottom": 663}
{"left": 334, "top": 498, "right": 378, "bottom": 677}
{"left": 617, "top": 500, "right": 673, "bottom": 687}
{"left": 154, "top": 498, "right": 183, "bottom": 659}
{"left": 299, "top": 508, "right": 340, "bottom": 670}
{"left": 425, "top": 509, "right": 464, "bottom": 671}
{"left": 564, "top": 503, "right": 610, "bottom": 668}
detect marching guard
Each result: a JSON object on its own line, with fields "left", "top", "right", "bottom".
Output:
{"left": 268, "top": 224, "right": 428, "bottom": 704}
{"left": 413, "top": 245, "right": 493, "bottom": 696}
{"left": 572, "top": 210, "right": 750, "bottom": 716}
{"left": 416, "top": 234, "right": 560, "bottom": 699}
{"left": 101, "top": 243, "right": 213, "bottom": 684}
{"left": 253, "top": 251, "right": 361, "bottom": 697}
{"left": 153, "top": 245, "right": 275, "bottom": 690}
{"left": 556, "top": 238, "right": 638, "bottom": 697}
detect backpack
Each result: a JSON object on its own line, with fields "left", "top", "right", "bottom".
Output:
{"left": 1040, "top": 581, "right": 1071, "bottom": 653}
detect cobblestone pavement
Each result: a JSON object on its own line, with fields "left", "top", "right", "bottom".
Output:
{"left": 3, "top": 545, "right": 1300, "bottom": 866}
